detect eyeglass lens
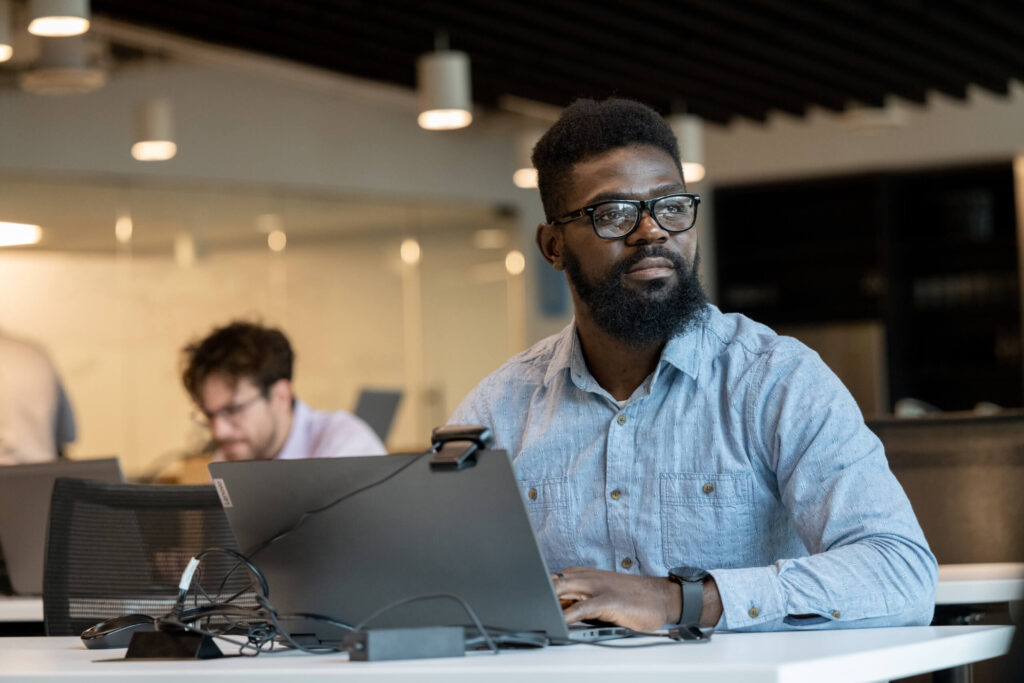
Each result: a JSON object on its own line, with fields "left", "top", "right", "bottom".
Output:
{"left": 592, "top": 195, "right": 696, "bottom": 237}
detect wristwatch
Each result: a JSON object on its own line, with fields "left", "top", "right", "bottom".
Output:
{"left": 668, "top": 566, "right": 709, "bottom": 626}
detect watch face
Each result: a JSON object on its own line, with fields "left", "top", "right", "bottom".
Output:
{"left": 670, "top": 566, "right": 709, "bottom": 582}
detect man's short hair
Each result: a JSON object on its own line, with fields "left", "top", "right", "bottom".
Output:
{"left": 182, "top": 321, "right": 293, "bottom": 400}
{"left": 531, "top": 98, "right": 682, "bottom": 222}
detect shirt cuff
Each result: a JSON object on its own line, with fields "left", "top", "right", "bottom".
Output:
{"left": 709, "top": 565, "right": 787, "bottom": 631}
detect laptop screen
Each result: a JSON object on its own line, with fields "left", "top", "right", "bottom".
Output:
{"left": 0, "top": 458, "right": 123, "bottom": 595}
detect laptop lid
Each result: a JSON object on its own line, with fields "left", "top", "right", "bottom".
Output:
{"left": 352, "top": 389, "right": 402, "bottom": 443}
{"left": 209, "top": 451, "right": 572, "bottom": 643}
{"left": 0, "top": 458, "right": 123, "bottom": 595}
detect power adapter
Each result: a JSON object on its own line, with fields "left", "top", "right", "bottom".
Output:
{"left": 341, "top": 626, "right": 466, "bottom": 661}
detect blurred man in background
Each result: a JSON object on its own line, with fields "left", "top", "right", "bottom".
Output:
{"left": 182, "top": 321, "right": 385, "bottom": 461}
{"left": 0, "top": 330, "right": 76, "bottom": 465}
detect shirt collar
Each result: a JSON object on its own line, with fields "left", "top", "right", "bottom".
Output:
{"left": 542, "top": 308, "right": 707, "bottom": 391}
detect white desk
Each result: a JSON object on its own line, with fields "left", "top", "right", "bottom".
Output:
{"left": 0, "top": 626, "right": 1013, "bottom": 683}
{"left": 936, "top": 563, "right": 1024, "bottom": 606}
{"left": 0, "top": 597, "right": 43, "bottom": 623}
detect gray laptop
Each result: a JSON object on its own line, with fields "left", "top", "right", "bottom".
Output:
{"left": 0, "top": 458, "right": 123, "bottom": 595}
{"left": 352, "top": 389, "right": 402, "bottom": 443}
{"left": 210, "top": 451, "right": 623, "bottom": 645}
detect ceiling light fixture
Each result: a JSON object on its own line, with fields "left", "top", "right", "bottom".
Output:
{"left": 132, "top": 99, "right": 177, "bottom": 161}
{"left": 505, "top": 250, "right": 526, "bottom": 276}
{"left": 513, "top": 128, "right": 544, "bottom": 188}
{"left": 27, "top": 0, "right": 89, "bottom": 37}
{"left": 0, "top": 221, "right": 43, "bottom": 247}
{"left": 114, "top": 211, "right": 132, "bottom": 243}
{"left": 669, "top": 113, "right": 706, "bottom": 184}
{"left": 0, "top": 1, "right": 13, "bottom": 63}
{"left": 417, "top": 33, "right": 472, "bottom": 130}
{"left": 267, "top": 229, "right": 287, "bottom": 252}
{"left": 400, "top": 238, "right": 421, "bottom": 265}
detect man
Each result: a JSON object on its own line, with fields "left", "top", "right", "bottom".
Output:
{"left": 182, "top": 321, "right": 386, "bottom": 461}
{"left": 0, "top": 330, "right": 76, "bottom": 464}
{"left": 449, "top": 98, "right": 936, "bottom": 632}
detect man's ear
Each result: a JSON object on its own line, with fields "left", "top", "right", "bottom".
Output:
{"left": 535, "top": 222, "right": 566, "bottom": 271}
{"left": 270, "top": 378, "right": 293, "bottom": 405}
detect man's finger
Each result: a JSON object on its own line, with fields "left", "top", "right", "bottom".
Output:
{"left": 561, "top": 595, "right": 617, "bottom": 626}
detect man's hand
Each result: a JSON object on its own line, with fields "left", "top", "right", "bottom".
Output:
{"left": 552, "top": 566, "right": 681, "bottom": 632}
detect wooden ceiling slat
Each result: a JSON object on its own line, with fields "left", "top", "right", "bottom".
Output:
{"left": 732, "top": 0, "right": 968, "bottom": 101}
{"left": 87, "top": 1, "right": 1024, "bottom": 124}
{"left": 810, "top": 0, "right": 1014, "bottom": 95}
{"left": 407, "top": 0, "right": 782, "bottom": 121}
{"left": 589, "top": 0, "right": 895, "bottom": 109}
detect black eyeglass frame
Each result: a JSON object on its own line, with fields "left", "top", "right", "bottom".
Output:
{"left": 549, "top": 192, "right": 701, "bottom": 240}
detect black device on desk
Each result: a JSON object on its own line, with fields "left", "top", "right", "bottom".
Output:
{"left": 80, "top": 614, "right": 156, "bottom": 649}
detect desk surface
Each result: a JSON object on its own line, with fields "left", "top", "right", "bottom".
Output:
{"left": 936, "top": 562, "right": 1024, "bottom": 605}
{"left": 0, "top": 596, "right": 42, "bottom": 623}
{"left": 0, "top": 626, "right": 1013, "bottom": 683}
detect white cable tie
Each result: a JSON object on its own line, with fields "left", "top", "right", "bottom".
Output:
{"left": 179, "top": 556, "right": 201, "bottom": 592}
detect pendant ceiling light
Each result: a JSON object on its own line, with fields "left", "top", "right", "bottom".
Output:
{"left": 27, "top": 0, "right": 89, "bottom": 37}
{"left": 0, "top": 0, "right": 13, "bottom": 63}
{"left": 417, "top": 34, "right": 472, "bottom": 131}
{"left": 0, "top": 221, "right": 43, "bottom": 247}
{"left": 132, "top": 99, "right": 177, "bottom": 161}
{"left": 669, "top": 113, "right": 706, "bottom": 184}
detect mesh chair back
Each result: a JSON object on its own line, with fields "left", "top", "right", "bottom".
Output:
{"left": 43, "top": 477, "right": 250, "bottom": 636}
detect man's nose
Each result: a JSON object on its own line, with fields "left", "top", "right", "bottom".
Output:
{"left": 209, "top": 415, "right": 234, "bottom": 439}
{"left": 627, "top": 210, "right": 669, "bottom": 245}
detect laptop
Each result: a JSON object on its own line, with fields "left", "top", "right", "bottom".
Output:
{"left": 210, "top": 450, "right": 627, "bottom": 645}
{"left": 0, "top": 458, "right": 123, "bottom": 595}
{"left": 352, "top": 389, "right": 402, "bottom": 443}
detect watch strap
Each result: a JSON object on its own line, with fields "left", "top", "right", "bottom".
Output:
{"left": 679, "top": 577, "right": 703, "bottom": 626}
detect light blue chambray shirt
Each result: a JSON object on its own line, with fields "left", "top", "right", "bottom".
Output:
{"left": 448, "top": 305, "right": 937, "bottom": 631}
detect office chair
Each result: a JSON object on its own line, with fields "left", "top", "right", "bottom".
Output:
{"left": 43, "top": 477, "right": 249, "bottom": 636}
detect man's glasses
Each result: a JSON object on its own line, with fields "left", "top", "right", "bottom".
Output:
{"left": 550, "top": 192, "right": 701, "bottom": 240}
{"left": 192, "top": 393, "right": 265, "bottom": 429}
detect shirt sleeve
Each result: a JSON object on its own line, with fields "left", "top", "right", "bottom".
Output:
{"left": 710, "top": 344, "right": 938, "bottom": 631}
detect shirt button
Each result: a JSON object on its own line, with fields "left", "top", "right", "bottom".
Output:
{"left": 832, "top": 610, "right": 841, "bottom": 619}
{"left": 702, "top": 483, "right": 714, "bottom": 494}
{"left": 610, "top": 489, "right": 622, "bottom": 500}
{"left": 528, "top": 488, "right": 538, "bottom": 500}
{"left": 748, "top": 607, "right": 760, "bottom": 618}
{"left": 616, "top": 414, "right": 627, "bottom": 426}
{"left": 621, "top": 557, "right": 633, "bottom": 569}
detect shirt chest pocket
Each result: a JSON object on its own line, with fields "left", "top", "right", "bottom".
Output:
{"left": 660, "top": 472, "right": 757, "bottom": 570}
{"left": 519, "top": 477, "right": 580, "bottom": 573}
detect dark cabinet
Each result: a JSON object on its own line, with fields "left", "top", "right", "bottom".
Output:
{"left": 714, "top": 162, "right": 1022, "bottom": 411}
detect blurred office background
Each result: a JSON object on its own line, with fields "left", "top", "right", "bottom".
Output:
{"left": 1, "top": 1, "right": 1023, "bottom": 479}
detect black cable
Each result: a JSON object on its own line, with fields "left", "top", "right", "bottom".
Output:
{"left": 246, "top": 450, "right": 432, "bottom": 560}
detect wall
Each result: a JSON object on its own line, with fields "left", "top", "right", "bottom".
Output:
{"left": 0, "top": 227, "right": 515, "bottom": 476}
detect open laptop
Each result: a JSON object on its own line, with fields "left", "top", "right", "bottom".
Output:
{"left": 352, "top": 389, "right": 402, "bottom": 443}
{"left": 0, "top": 458, "right": 123, "bottom": 595}
{"left": 210, "top": 450, "right": 628, "bottom": 645}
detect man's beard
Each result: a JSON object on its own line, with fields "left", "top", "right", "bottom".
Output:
{"left": 562, "top": 243, "right": 708, "bottom": 349}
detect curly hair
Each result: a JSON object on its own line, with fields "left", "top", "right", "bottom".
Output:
{"left": 531, "top": 98, "right": 681, "bottom": 222}
{"left": 181, "top": 321, "right": 293, "bottom": 400}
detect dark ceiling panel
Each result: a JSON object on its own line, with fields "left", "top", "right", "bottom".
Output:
{"left": 89, "top": 0, "right": 1024, "bottom": 124}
